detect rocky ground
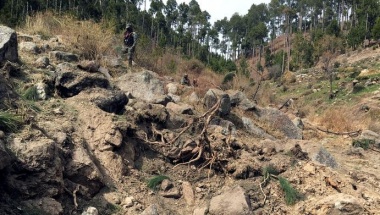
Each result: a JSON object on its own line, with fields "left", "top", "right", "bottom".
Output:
{"left": 1, "top": 25, "right": 380, "bottom": 215}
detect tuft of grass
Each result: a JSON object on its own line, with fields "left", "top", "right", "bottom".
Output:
{"left": 262, "top": 164, "right": 279, "bottom": 179}
{"left": 146, "top": 175, "right": 170, "bottom": 191}
{"left": 0, "top": 111, "right": 22, "bottom": 132}
{"left": 278, "top": 176, "right": 302, "bottom": 205}
{"left": 352, "top": 139, "right": 375, "bottom": 150}
{"left": 22, "top": 86, "right": 39, "bottom": 101}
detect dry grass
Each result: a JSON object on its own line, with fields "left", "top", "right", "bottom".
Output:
{"left": 316, "top": 107, "right": 364, "bottom": 132}
{"left": 20, "top": 11, "right": 117, "bottom": 61}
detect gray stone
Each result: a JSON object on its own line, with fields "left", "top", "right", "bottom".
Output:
{"left": 311, "top": 193, "right": 366, "bottom": 215}
{"left": 161, "top": 187, "right": 181, "bottom": 199}
{"left": 182, "top": 181, "right": 195, "bottom": 206}
{"left": 90, "top": 89, "right": 128, "bottom": 114}
{"left": 209, "top": 186, "right": 251, "bottom": 215}
{"left": 0, "top": 25, "right": 18, "bottom": 63}
{"left": 140, "top": 204, "right": 159, "bottom": 215}
{"left": 193, "top": 206, "right": 208, "bottom": 215}
{"left": 81, "top": 206, "right": 98, "bottom": 215}
{"left": 292, "top": 117, "right": 304, "bottom": 130}
{"left": 314, "top": 147, "right": 338, "bottom": 168}
{"left": 160, "top": 179, "right": 173, "bottom": 191}
{"left": 36, "top": 82, "right": 47, "bottom": 100}
{"left": 35, "top": 56, "right": 50, "bottom": 68}
{"left": 19, "top": 41, "right": 40, "bottom": 54}
{"left": 50, "top": 51, "right": 79, "bottom": 62}
{"left": 54, "top": 63, "right": 110, "bottom": 98}
{"left": 188, "top": 91, "right": 199, "bottom": 104}
{"left": 204, "top": 89, "right": 231, "bottom": 115}
{"left": 23, "top": 197, "right": 63, "bottom": 215}
{"left": 359, "top": 130, "right": 379, "bottom": 141}
{"left": 123, "top": 196, "right": 134, "bottom": 207}
{"left": 166, "top": 83, "right": 178, "bottom": 94}
{"left": 115, "top": 70, "right": 165, "bottom": 103}
{"left": 239, "top": 98, "right": 256, "bottom": 111}
{"left": 255, "top": 107, "right": 302, "bottom": 139}
{"left": 166, "top": 102, "right": 194, "bottom": 115}
{"left": 242, "top": 117, "right": 276, "bottom": 140}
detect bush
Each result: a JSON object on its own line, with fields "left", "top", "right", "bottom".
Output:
{"left": 146, "top": 175, "right": 169, "bottom": 191}
{"left": 352, "top": 139, "right": 375, "bottom": 150}
{"left": 279, "top": 177, "right": 302, "bottom": 205}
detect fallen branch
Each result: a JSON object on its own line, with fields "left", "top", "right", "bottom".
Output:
{"left": 317, "top": 127, "right": 362, "bottom": 137}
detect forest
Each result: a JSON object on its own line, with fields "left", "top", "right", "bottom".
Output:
{"left": 1, "top": 0, "right": 380, "bottom": 74}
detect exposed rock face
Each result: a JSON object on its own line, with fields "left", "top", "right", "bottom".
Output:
{"left": 242, "top": 117, "right": 276, "bottom": 140}
{"left": 255, "top": 107, "right": 302, "bottom": 139}
{"left": 54, "top": 63, "right": 110, "bottom": 97}
{"left": 209, "top": 186, "right": 251, "bottom": 215}
{"left": 6, "top": 138, "right": 64, "bottom": 198}
{"left": 204, "top": 89, "right": 231, "bottom": 115}
{"left": 0, "top": 25, "right": 18, "bottom": 64}
{"left": 115, "top": 70, "right": 165, "bottom": 103}
{"left": 89, "top": 88, "right": 128, "bottom": 114}
{"left": 23, "top": 197, "right": 63, "bottom": 215}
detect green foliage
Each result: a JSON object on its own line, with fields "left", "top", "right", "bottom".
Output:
{"left": 222, "top": 72, "right": 236, "bottom": 84}
{"left": 326, "top": 20, "right": 340, "bottom": 37}
{"left": 352, "top": 139, "right": 376, "bottom": 150}
{"left": 372, "top": 17, "right": 380, "bottom": 39}
{"left": 239, "top": 57, "right": 249, "bottom": 77}
{"left": 262, "top": 164, "right": 279, "bottom": 180}
{"left": 146, "top": 175, "right": 170, "bottom": 190}
{"left": 0, "top": 111, "right": 22, "bottom": 132}
{"left": 22, "top": 86, "right": 39, "bottom": 101}
{"left": 278, "top": 177, "right": 302, "bottom": 205}
{"left": 347, "top": 25, "right": 366, "bottom": 49}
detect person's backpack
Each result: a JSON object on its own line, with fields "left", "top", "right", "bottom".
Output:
{"left": 124, "top": 32, "right": 135, "bottom": 47}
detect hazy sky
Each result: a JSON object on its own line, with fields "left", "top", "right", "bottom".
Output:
{"left": 169, "top": 0, "right": 271, "bottom": 24}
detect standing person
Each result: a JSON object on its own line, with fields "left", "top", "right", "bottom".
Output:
{"left": 122, "top": 23, "right": 137, "bottom": 68}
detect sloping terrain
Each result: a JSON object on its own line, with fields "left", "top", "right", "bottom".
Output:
{"left": 0, "top": 25, "right": 380, "bottom": 215}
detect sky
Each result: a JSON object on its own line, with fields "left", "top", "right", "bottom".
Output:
{"left": 165, "top": 0, "right": 271, "bottom": 24}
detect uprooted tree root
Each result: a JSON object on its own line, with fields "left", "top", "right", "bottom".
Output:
{"left": 141, "top": 98, "right": 232, "bottom": 172}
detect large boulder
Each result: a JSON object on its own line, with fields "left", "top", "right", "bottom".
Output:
{"left": 254, "top": 107, "right": 302, "bottom": 139}
{"left": 6, "top": 138, "right": 64, "bottom": 198}
{"left": 115, "top": 70, "right": 165, "bottom": 103}
{"left": 226, "top": 90, "right": 256, "bottom": 111}
{"left": 0, "top": 25, "right": 18, "bottom": 64}
{"left": 204, "top": 89, "right": 231, "bottom": 115}
{"left": 209, "top": 186, "right": 251, "bottom": 215}
{"left": 242, "top": 117, "right": 276, "bottom": 140}
{"left": 54, "top": 63, "right": 110, "bottom": 98}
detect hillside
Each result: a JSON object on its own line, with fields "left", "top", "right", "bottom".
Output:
{"left": 1, "top": 22, "right": 380, "bottom": 215}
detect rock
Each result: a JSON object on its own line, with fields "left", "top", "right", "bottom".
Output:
{"left": 160, "top": 179, "right": 173, "bottom": 191}
{"left": 36, "top": 82, "right": 48, "bottom": 100}
{"left": 123, "top": 196, "right": 134, "bottom": 207}
{"left": 161, "top": 187, "right": 181, "bottom": 199}
{"left": 182, "top": 181, "right": 195, "bottom": 206}
{"left": 90, "top": 88, "right": 128, "bottom": 114}
{"left": 209, "top": 186, "right": 251, "bottom": 215}
{"left": 0, "top": 25, "right": 18, "bottom": 63}
{"left": 140, "top": 204, "right": 159, "bottom": 215}
{"left": 204, "top": 89, "right": 231, "bottom": 115}
{"left": 310, "top": 193, "right": 366, "bottom": 215}
{"left": 166, "top": 83, "right": 178, "bottom": 94}
{"left": 50, "top": 51, "right": 79, "bottom": 62}
{"left": 19, "top": 41, "right": 40, "bottom": 54}
{"left": 242, "top": 117, "right": 276, "bottom": 140}
{"left": 290, "top": 144, "right": 309, "bottom": 160}
{"left": 303, "top": 162, "right": 316, "bottom": 175}
{"left": 0, "top": 130, "right": 4, "bottom": 139}
{"left": 314, "top": 147, "right": 338, "bottom": 168}
{"left": 35, "top": 56, "right": 50, "bottom": 68}
{"left": 54, "top": 63, "right": 110, "bottom": 98}
{"left": 359, "top": 130, "right": 380, "bottom": 141}
{"left": 23, "top": 197, "right": 63, "bottom": 215}
{"left": 103, "top": 192, "right": 121, "bottom": 205}
{"left": 188, "top": 91, "right": 199, "bottom": 104}
{"left": 6, "top": 138, "right": 64, "bottom": 198}
{"left": 255, "top": 107, "right": 302, "bottom": 139}
{"left": 166, "top": 102, "right": 194, "bottom": 115}
{"left": 226, "top": 90, "right": 256, "bottom": 111}
{"left": 115, "top": 70, "right": 165, "bottom": 103}
{"left": 292, "top": 117, "right": 304, "bottom": 130}
{"left": 0, "top": 140, "right": 11, "bottom": 170}
{"left": 166, "top": 111, "right": 187, "bottom": 129}
{"left": 193, "top": 206, "right": 208, "bottom": 215}
{"left": 77, "top": 60, "right": 100, "bottom": 73}
{"left": 81, "top": 206, "right": 98, "bottom": 215}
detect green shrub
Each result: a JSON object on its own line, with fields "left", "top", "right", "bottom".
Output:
{"left": 278, "top": 177, "right": 302, "bottom": 205}
{"left": 352, "top": 139, "right": 375, "bottom": 150}
{"left": 0, "top": 111, "right": 22, "bottom": 132}
{"left": 146, "top": 175, "right": 170, "bottom": 190}
{"left": 262, "top": 164, "right": 279, "bottom": 179}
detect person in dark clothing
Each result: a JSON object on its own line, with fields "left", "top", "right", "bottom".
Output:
{"left": 122, "top": 24, "right": 137, "bottom": 67}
